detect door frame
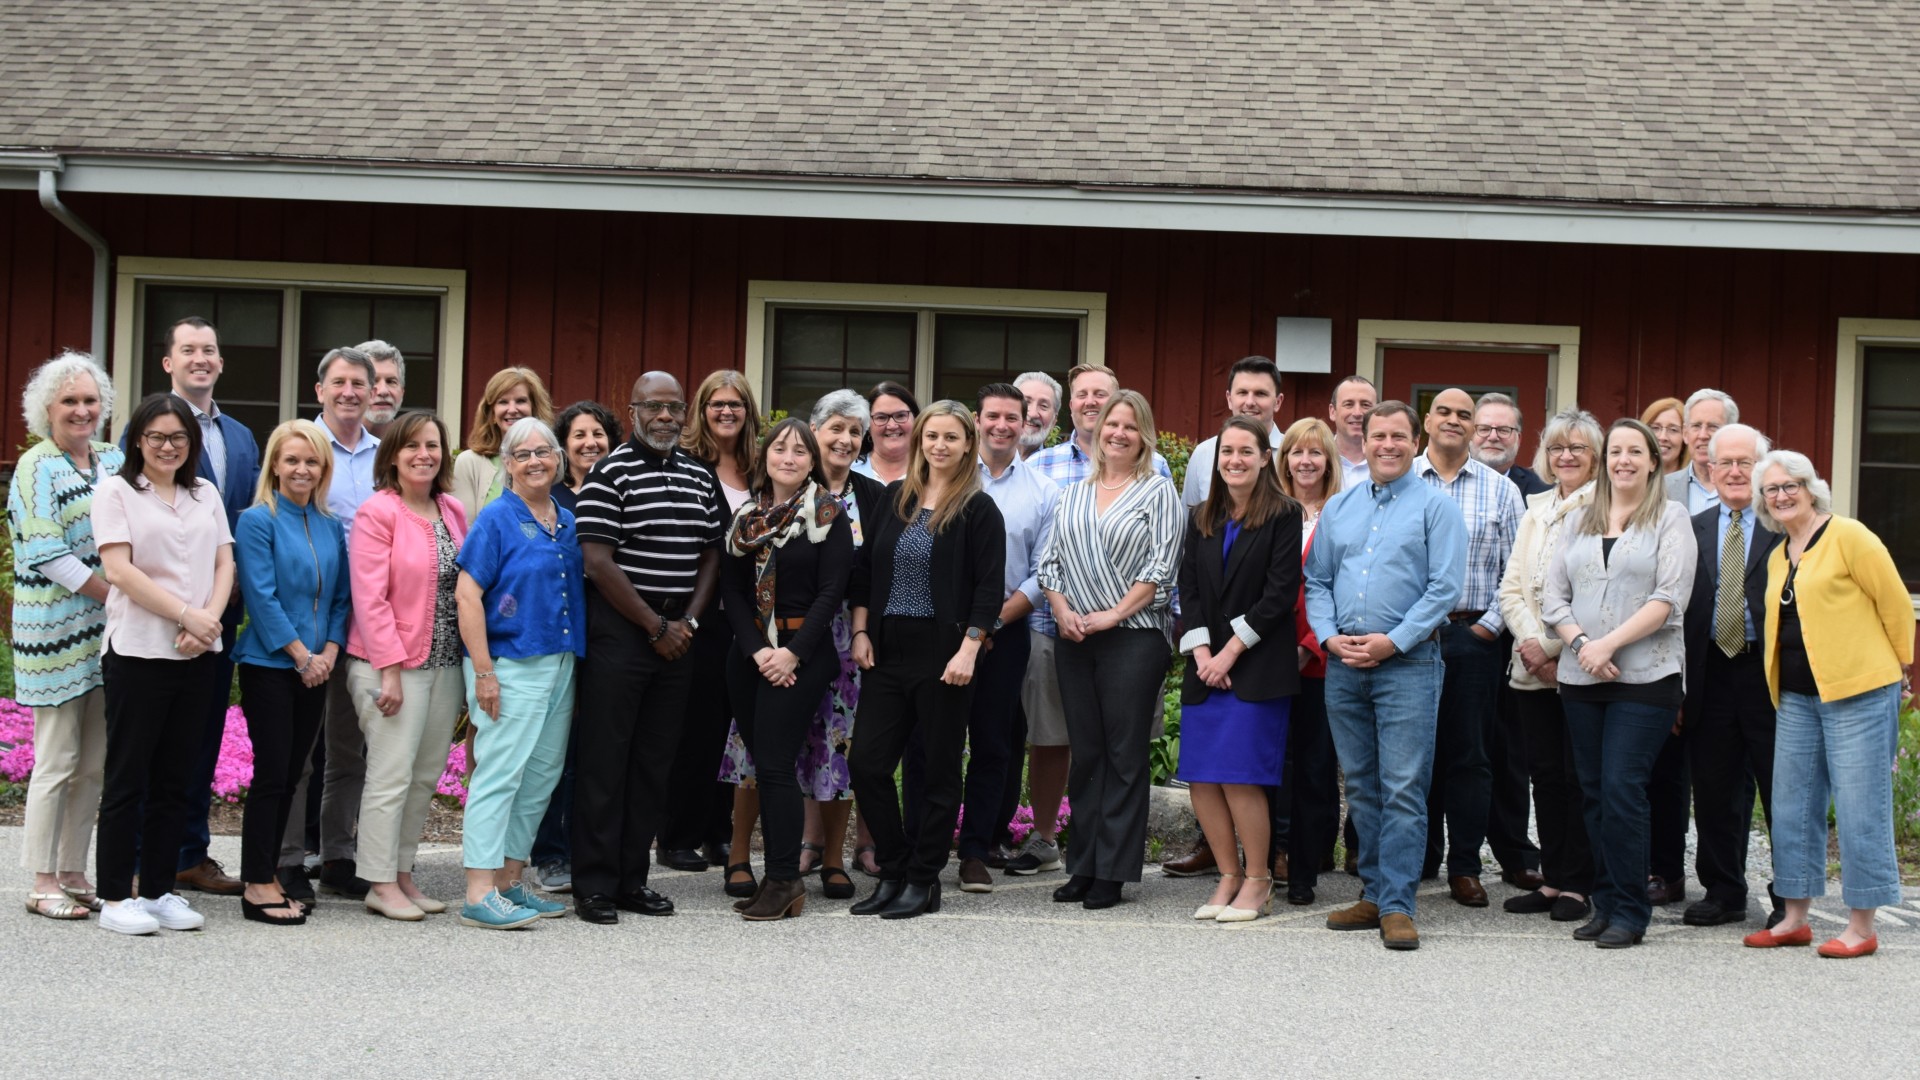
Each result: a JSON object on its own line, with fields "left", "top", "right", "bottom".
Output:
{"left": 1355, "top": 319, "right": 1581, "bottom": 422}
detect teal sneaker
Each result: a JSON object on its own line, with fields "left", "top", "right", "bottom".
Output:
{"left": 459, "top": 890, "right": 541, "bottom": 930}
{"left": 501, "top": 881, "right": 567, "bottom": 918}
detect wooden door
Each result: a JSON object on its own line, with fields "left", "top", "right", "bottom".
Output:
{"left": 1381, "top": 348, "right": 1555, "bottom": 469}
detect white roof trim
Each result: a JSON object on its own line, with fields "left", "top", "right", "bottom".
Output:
{"left": 5, "top": 154, "right": 1919, "bottom": 255}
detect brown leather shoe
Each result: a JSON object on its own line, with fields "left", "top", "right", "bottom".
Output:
{"left": 1162, "top": 837, "right": 1218, "bottom": 878}
{"left": 1501, "top": 867, "right": 1546, "bottom": 890}
{"left": 1271, "top": 850, "right": 1290, "bottom": 884}
{"left": 1325, "top": 899, "right": 1380, "bottom": 931}
{"left": 176, "top": 857, "right": 244, "bottom": 896}
{"left": 1646, "top": 875, "right": 1687, "bottom": 906}
{"left": 1380, "top": 912, "right": 1420, "bottom": 950}
{"left": 1449, "top": 875, "right": 1489, "bottom": 907}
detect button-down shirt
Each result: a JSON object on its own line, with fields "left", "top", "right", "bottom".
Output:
{"left": 1181, "top": 424, "right": 1284, "bottom": 509}
{"left": 1339, "top": 453, "right": 1371, "bottom": 491}
{"left": 978, "top": 454, "right": 1060, "bottom": 613}
{"left": 1305, "top": 470, "right": 1466, "bottom": 656}
{"left": 1412, "top": 453, "right": 1523, "bottom": 635}
{"left": 1026, "top": 436, "right": 1173, "bottom": 637}
{"left": 322, "top": 418, "right": 380, "bottom": 536}
{"left": 176, "top": 394, "right": 227, "bottom": 491}
{"left": 1717, "top": 502, "right": 1761, "bottom": 642}
{"left": 1684, "top": 468, "right": 1720, "bottom": 515}
{"left": 458, "top": 489, "right": 586, "bottom": 660}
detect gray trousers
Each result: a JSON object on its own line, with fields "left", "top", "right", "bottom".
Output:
{"left": 1055, "top": 627, "right": 1167, "bottom": 884}
{"left": 278, "top": 663, "right": 366, "bottom": 867}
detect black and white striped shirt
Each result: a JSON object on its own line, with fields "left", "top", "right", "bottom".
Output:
{"left": 1036, "top": 474, "right": 1184, "bottom": 643}
{"left": 574, "top": 438, "right": 726, "bottom": 599}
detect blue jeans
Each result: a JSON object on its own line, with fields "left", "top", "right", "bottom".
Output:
{"left": 1563, "top": 696, "right": 1673, "bottom": 934}
{"left": 1772, "top": 683, "right": 1903, "bottom": 911}
{"left": 1324, "top": 639, "right": 1443, "bottom": 919}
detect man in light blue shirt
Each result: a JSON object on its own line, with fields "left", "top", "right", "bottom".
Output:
{"left": 316, "top": 348, "right": 381, "bottom": 535}
{"left": 1306, "top": 401, "right": 1465, "bottom": 950}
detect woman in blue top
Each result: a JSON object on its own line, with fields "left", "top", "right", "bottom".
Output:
{"left": 233, "top": 419, "right": 351, "bottom": 926}
{"left": 454, "top": 417, "right": 586, "bottom": 930}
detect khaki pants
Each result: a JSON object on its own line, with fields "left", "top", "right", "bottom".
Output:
{"left": 19, "top": 688, "right": 108, "bottom": 874}
{"left": 348, "top": 661, "right": 463, "bottom": 882}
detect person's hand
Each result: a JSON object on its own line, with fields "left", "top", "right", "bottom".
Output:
{"left": 1535, "top": 662, "right": 1559, "bottom": 688}
{"left": 306, "top": 646, "right": 337, "bottom": 687}
{"left": 941, "top": 645, "right": 978, "bottom": 686}
{"left": 179, "top": 606, "right": 221, "bottom": 645}
{"left": 1054, "top": 600, "right": 1086, "bottom": 643}
{"left": 1081, "top": 609, "right": 1119, "bottom": 636}
{"left": 1518, "top": 637, "right": 1549, "bottom": 672}
{"left": 173, "top": 629, "right": 210, "bottom": 658}
{"left": 758, "top": 646, "right": 800, "bottom": 687}
{"left": 1334, "top": 633, "right": 1396, "bottom": 668}
{"left": 472, "top": 671, "right": 501, "bottom": 722}
{"left": 852, "top": 632, "right": 875, "bottom": 670}
{"left": 652, "top": 617, "right": 694, "bottom": 660}
{"left": 1670, "top": 709, "right": 1685, "bottom": 737}
{"left": 1298, "top": 645, "right": 1312, "bottom": 672}
{"left": 1577, "top": 634, "right": 1617, "bottom": 677}
{"left": 376, "top": 666, "right": 405, "bottom": 717}
{"left": 1469, "top": 624, "right": 1496, "bottom": 643}
{"left": 1194, "top": 642, "right": 1240, "bottom": 689}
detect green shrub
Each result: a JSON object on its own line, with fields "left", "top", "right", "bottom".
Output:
{"left": 1150, "top": 655, "right": 1183, "bottom": 785}
{"left": 1896, "top": 693, "right": 1920, "bottom": 843}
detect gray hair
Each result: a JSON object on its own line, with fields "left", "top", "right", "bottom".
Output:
{"left": 1474, "top": 391, "right": 1522, "bottom": 429}
{"left": 1707, "top": 422, "right": 1771, "bottom": 462}
{"left": 355, "top": 339, "right": 406, "bottom": 386}
{"left": 1531, "top": 406, "right": 1603, "bottom": 477}
{"left": 1752, "top": 449, "right": 1833, "bottom": 533}
{"left": 1684, "top": 387, "right": 1739, "bottom": 426}
{"left": 316, "top": 346, "right": 375, "bottom": 386}
{"left": 499, "top": 416, "right": 561, "bottom": 490}
{"left": 22, "top": 350, "right": 114, "bottom": 440}
{"left": 1013, "top": 370, "right": 1063, "bottom": 414}
{"left": 809, "top": 388, "right": 871, "bottom": 431}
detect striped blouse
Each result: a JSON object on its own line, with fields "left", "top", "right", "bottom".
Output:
{"left": 1036, "top": 473, "right": 1183, "bottom": 644}
{"left": 6, "top": 439, "right": 124, "bottom": 706}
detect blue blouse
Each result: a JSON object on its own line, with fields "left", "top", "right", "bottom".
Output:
{"left": 233, "top": 496, "right": 352, "bottom": 669}
{"left": 458, "top": 489, "right": 586, "bottom": 660}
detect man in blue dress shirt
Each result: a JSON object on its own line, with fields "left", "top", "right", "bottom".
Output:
{"left": 1306, "top": 401, "right": 1465, "bottom": 951}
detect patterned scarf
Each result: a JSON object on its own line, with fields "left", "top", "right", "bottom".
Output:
{"left": 726, "top": 480, "right": 840, "bottom": 646}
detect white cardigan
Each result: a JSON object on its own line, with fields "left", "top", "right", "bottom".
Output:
{"left": 1496, "top": 482, "right": 1593, "bottom": 691}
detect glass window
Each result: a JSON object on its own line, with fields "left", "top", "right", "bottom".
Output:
{"left": 769, "top": 309, "right": 915, "bottom": 421}
{"left": 1858, "top": 345, "right": 1920, "bottom": 591}
{"left": 141, "top": 285, "right": 284, "bottom": 445}
{"left": 932, "top": 314, "right": 1077, "bottom": 406}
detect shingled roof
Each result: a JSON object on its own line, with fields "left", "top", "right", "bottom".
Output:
{"left": 3, "top": 0, "right": 1917, "bottom": 211}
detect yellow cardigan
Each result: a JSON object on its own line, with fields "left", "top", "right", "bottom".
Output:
{"left": 1763, "top": 515, "right": 1914, "bottom": 706}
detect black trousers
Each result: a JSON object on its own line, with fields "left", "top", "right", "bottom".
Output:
{"left": 991, "top": 703, "right": 1029, "bottom": 849}
{"left": 1514, "top": 687, "right": 1593, "bottom": 893}
{"left": 1688, "top": 648, "right": 1777, "bottom": 907}
{"left": 237, "top": 663, "right": 327, "bottom": 884}
{"left": 727, "top": 641, "right": 839, "bottom": 880}
{"left": 1423, "top": 623, "right": 1502, "bottom": 878}
{"left": 1282, "top": 677, "right": 1339, "bottom": 890}
{"left": 847, "top": 618, "right": 976, "bottom": 885}
{"left": 571, "top": 592, "right": 696, "bottom": 898}
{"left": 1487, "top": 670, "right": 1541, "bottom": 873}
{"left": 659, "top": 617, "right": 737, "bottom": 853}
{"left": 98, "top": 650, "right": 218, "bottom": 901}
{"left": 902, "top": 618, "right": 1030, "bottom": 860}
{"left": 1055, "top": 627, "right": 1166, "bottom": 884}
{"left": 1647, "top": 726, "right": 1690, "bottom": 883}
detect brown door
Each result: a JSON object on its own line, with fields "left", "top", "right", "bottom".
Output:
{"left": 1381, "top": 348, "right": 1555, "bottom": 469}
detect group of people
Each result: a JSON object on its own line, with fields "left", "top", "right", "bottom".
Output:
{"left": 9, "top": 321, "right": 1911, "bottom": 953}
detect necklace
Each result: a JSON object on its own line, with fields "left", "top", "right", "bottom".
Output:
{"left": 1098, "top": 473, "right": 1133, "bottom": 491}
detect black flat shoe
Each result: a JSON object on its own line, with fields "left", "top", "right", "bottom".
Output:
{"left": 658, "top": 849, "right": 709, "bottom": 873}
{"left": 701, "top": 841, "right": 732, "bottom": 867}
{"left": 317, "top": 860, "right": 371, "bottom": 899}
{"left": 1550, "top": 895, "right": 1593, "bottom": 922}
{"left": 723, "top": 862, "right": 758, "bottom": 899}
{"left": 850, "top": 880, "right": 905, "bottom": 916}
{"left": 1682, "top": 898, "right": 1747, "bottom": 926}
{"left": 1594, "top": 925, "right": 1644, "bottom": 949}
{"left": 1502, "top": 890, "right": 1556, "bottom": 915}
{"left": 614, "top": 887, "right": 675, "bottom": 916}
{"left": 277, "top": 866, "right": 315, "bottom": 903}
{"left": 1082, "top": 879, "right": 1123, "bottom": 910}
{"left": 241, "top": 897, "right": 308, "bottom": 926}
{"left": 1572, "top": 915, "right": 1611, "bottom": 942}
{"left": 1053, "top": 875, "right": 1093, "bottom": 903}
{"left": 820, "top": 866, "right": 856, "bottom": 900}
{"left": 878, "top": 881, "right": 942, "bottom": 919}
{"left": 577, "top": 894, "right": 619, "bottom": 924}
{"left": 1287, "top": 883, "right": 1315, "bottom": 906}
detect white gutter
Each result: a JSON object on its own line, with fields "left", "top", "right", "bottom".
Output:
{"left": 33, "top": 166, "right": 111, "bottom": 360}
{"left": 3, "top": 152, "right": 1918, "bottom": 255}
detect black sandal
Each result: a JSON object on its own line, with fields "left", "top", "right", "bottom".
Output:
{"left": 798, "top": 841, "right": 826, "bottom": 876}
{"left": 820, "top": 865, "right": 855, "bottom": 900}
{"left": 241, "top": 896, "right": 309, "bottom": 926}
{"left": 723, "top": 862, "right": 758, "bottom": 899}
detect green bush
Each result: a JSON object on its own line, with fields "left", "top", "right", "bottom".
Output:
{"left": 1150, "top": 655, "right": 1183, "bottom": 786}
{"left": 1896, "top": 693, "right": 1920, "bottom": 843}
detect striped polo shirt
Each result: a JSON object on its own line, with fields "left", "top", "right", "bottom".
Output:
{"left": 573, "top": 437, "right": 726, "bottom": 600}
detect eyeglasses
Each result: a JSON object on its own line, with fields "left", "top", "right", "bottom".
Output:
{"left": 1544, "top": 444, "right": 1593, "bottom": 457}
{"left": 1686, "top": 421, "right": 1722, "bottom": 434}
{"left": 871, "top": 411, "right": 914, "bottom": 427}
{"left": 706, "top": 401, "right": 746, "bottom": 413}
{"left": 1473, "top": 425, "right": 1520, "bottom": 439}
{"left": 141, "top": 431, "right": 191, "bottom": 449}
{"left": 508, "top": 447, "right": 557, "bottom": 463}
{"left": 1649, "top": 424, "right": 1684, "bottom": 437}
{"left": 630, "top": 400, "right": 688, "bottom": 418}
{"left": 1711, "top": 458, "right": 1757, "bottom": 473}
{"left": 1761, "top": 481, "right": 1805, "bottom": 499}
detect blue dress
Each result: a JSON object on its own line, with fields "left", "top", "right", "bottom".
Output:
{"left": 1174, "top": 520, "right": 1291, "bottom": 786}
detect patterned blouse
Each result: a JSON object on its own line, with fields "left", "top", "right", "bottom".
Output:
{"left": 6, "top": 439, "right": 124, "bottom": 706}
{"left": 883, "top": 508, "right": 937, "bottom": 618}
{"left": 424, "top": 519, "right": 462, "bottom": 668}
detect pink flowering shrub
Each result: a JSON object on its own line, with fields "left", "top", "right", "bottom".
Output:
{"left": 438, "top": 740, "right": 470, "bottom": 805}
{"left": 209, "top": 706, "right": 253, "bottom": 803}
{"left": 954, "top": 797, "right": 1071, "bottom": 846}
{"left": 0, "top": 698, "right": 35, "bottom": 783}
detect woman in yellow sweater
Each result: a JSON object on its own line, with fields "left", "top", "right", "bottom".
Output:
{"left": 1747, "top": 450, "right": 1913, "bottom": 959}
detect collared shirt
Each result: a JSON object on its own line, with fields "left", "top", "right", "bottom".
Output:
{"left": 1684, "top": 468, "right": 1720, "bottom": 515}
{"left": 91, "top": 475, "right": 234, "bottom": 660}
{"left": 1036, "top": 473, "right": 1183, "bottom": 645}
{"left": 978, "top": 454, "right": 1060, "bottom": 610}
{"left": 1181, "top": 424, "right": 1285, "bottom": 509}
{"left": 322, "top": 418, "right": 380, "bottom": 535}
{"left": 1412, "top": 453, "right": 1523, "bottom": 634}
{"left": 1716, "top": 502, "right": 1761, "bottom": 642}
{"left": 1305, "top": 470, "right": 1466, "bottom": 655}
{"left": 459, "top": 489, "right": 586, "bottom": 660}
{"left": 175, "top": 393, "right": 227, "bottom": 491}
{"left": 574, "top": 436, "right": 726, "bottom": 599}
{"left": 1026, "top": 436, "right": 1173, "bottom": 636}
{"left": 1339, "top": 453, "right": 1371, "bottom": 491}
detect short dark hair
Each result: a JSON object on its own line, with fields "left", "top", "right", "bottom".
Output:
{"left": 372, "top": 410, "right": 454, "bottom": 496}
{"left": 164, "top": 316, "right": 216, "bottom": 354}
{"left": 975, "top": 382, "right": 1027, "bottom": 418}
{"left": 1227, "top": 355, "right": 1282, "bottom": 393}
{"left": 1364, "top": 400, "right": 1420, "bottom": 436}
{"left": 1331, "top": 373, "right": 1377, "bottom": 403}
{"left": 860, "top": 380, "right": 921, "bottom": 461}
{"left": 119, "top": 393, "right": 205, "bottom": 497}
{"left": 749, "top": 417, "right": 829, "bottom": 495}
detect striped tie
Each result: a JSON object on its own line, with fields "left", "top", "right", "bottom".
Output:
{"left": 1716, "top": 512, "right": 1746, "bottom": 657}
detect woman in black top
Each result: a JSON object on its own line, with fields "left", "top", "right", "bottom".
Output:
{"left": 721, "top": 419, "right": 854, "bottom": 921}
{"left": 846, "top": 401, "right": 1006, "bottom": 920}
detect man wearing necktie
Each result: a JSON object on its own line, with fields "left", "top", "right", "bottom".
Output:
{"left": 1680, "top": 423, "right": 1786, "bottom": 928}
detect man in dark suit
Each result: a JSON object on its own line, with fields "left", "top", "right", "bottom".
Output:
{"left": 1680, "top": 422, "right": 1785, "bottom": 928}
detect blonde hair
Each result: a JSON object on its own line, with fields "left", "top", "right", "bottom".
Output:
{"left": 1278, "top": 417, "right": 1342, "bottom": 502}
{"left": 1089, "top": 390, "right": 1157, "bottom": 483}
{"left": 466, "top": 367, "right": 555, "bottom": 456}
{"left": 1578, "top": 419, "right": 1668, "bottom": 536}
{"left": 1640, "top": 396, "right": 1689, "bottom": 476}
{"left": 681, "top": 368, "right": 762, "bottom": 477}
{"left": 893, "top": 400, "right": 983, "bottom": 535}
{"left": 253, "top": 419, "right": 336, "bottom": 515}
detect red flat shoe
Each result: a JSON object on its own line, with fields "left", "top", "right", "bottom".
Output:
{"left": 1817, "top": 935, "right": 1878, "bottom": 959}
{"left": 1743, "top": 925, "right": 1813, "bottom": 948}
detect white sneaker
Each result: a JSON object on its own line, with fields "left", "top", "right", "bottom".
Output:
{"left": 99, "top": 898, "right": 160, "bottom": 936}
{"left": 148, "top": 892, "right": 206, "bottom": 931}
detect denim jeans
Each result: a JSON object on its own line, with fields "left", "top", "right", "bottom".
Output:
{"left": 1563, "top": 696, "right": 1673, "bottom": 934}
{"left": 1772, "top": 682, "right": 1904, "bottom": 911}
{"left": 1324, "top": 639, "right": 1443, "bottom": 919}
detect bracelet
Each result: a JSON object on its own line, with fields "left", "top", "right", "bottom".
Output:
{"left": 475, "top": 670, "right": 497, "bottom": 680}
{"left": 648, "top": 620, "right": 670, "bottom": 644}
{"left": 851, "top": 629, "right": 869, "bottom": 639}
{"left": 295, "top": 656, "right": 313, "bottom": 674}
{"left": 176, "top": 603, "right": 189, "bottom": 628}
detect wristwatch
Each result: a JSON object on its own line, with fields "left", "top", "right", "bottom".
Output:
{"left": 684, "top": 615, "right": 700, "bottom": 632}
{"left": 1571, "top": 633, "right": 1590, "bottom": 655}
{"left": 965, "top": 626, "right": 987, "bottom": 642}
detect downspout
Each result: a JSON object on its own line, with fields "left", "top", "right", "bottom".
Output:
{"left": 37, "top": 165, "right": 111, "bottom": 361}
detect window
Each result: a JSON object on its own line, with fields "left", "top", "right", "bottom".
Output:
{"left": 931, "top": 314, "right": 1079, "bottom": 404}
{"left": 768, "top": 310, "right": 916, "bottom": 420}
{"left": 1858, "top": 345, "right": 1920, "bottom": 591}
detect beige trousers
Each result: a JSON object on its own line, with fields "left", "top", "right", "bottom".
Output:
{"left": 20, "top": 688, "right": 108, "bottom": 873}
{"left": 348, "top": 661, "right": 463, "bottom": 882}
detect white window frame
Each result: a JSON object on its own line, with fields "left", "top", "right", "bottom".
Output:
{"left": 109, "top": 256, "right": 467, "bottom": 440}
{"left": 1353, "top": 319, "right": 1583, "bottom": 418}
{"left": 742, "top": 281, "right": 1107, "bottom": 408}
{"left": 1833, "top": 317, "right": 1920, "bottom": 608}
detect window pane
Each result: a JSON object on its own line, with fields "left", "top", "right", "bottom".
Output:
{"left": 298, "top": 292, "right": 442, "bottom": 416}
{"left": 847, "top": 316, "right": 914, "bottom": 372}
{"left": 141, "top": 285, "right": 283, "bottom": 448}
{"left": 770, "top": 308, "right": 914, "bottom": 422}
{"left": 1009, "top": 318, "right": 1078, "bottom": 372}
{"left": 932, "top": 313, "right": 1078, "bottom": 408}
{"left": 775, "top": 311, "right": 847, "bottom": 370}
{"left": 1859, "top": 345, "right": 1920, "bottom": 590}
{"left": 935, "top": 315, "right": 1007, "bottom": 373}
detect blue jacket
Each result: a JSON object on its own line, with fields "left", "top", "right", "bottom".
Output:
{"left": 232, "top": 497, "right": 352, "bottom": 670}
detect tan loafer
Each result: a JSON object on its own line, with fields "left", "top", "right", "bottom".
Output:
{"left": 409, "top": 894, "right": 449, "bottom": 915}
{"left": 364, "top": 893, "right": 426, "bottom": 921}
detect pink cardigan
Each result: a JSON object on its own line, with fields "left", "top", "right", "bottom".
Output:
{"left": 346, "top": 489, "right": 469, "bottom": 670}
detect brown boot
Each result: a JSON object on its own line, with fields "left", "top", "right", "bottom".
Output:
{"left": 1162, "top": 837, "right": 1217, "bottom": 878}
{"left": 731, "top": 877, "right": 768, "bottom": 913}
{"left": 1380, "top": 912, "right": 1420, "bottom": 950}
{"left": 740, "top": 877, "right": 806, "bottom": 922}
{"left": 1325, "top": 899, "right": 1380, "bottom": 931}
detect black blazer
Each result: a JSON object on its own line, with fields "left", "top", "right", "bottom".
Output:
{"left": 848, "top": 485, "right": 1006, "bottom": 657}
{"left": 1683, "top": 504, "right": 1783, "bottom": 702}
{"left": 721, "top": 509, "right": 854, "bottom": 663}
{"left": 1176, "top": 503, "right": 1304, "bottom": 704}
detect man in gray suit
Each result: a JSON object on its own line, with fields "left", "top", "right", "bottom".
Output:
{"left": 1664, "top": 388, "right": 1736, "bottom": 513}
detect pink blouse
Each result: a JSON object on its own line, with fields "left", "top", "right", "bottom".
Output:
{"left": 91, "top": 476, "right": 234, "bottom": 660}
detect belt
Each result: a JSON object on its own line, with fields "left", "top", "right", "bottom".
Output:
{"left": 757, "top": 615, "right": 808, "bottom": 633}
{"left": 1447, "top": 610, "right": 1487, "bottom": 624}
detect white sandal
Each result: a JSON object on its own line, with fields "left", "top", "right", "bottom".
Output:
{"left": 60, "top": 883, "right": 103, "bottom": 912}
{"left": 26, "top": 892, "right": 89, "bottom": 920}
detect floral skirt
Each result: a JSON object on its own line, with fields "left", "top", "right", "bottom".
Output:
{"left": 716, "top": 605, "right": 858, "bottom": 801}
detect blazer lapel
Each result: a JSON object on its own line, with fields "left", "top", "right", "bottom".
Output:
{"left": 1221, "top": 520, "right": 1253, "bottom": 588}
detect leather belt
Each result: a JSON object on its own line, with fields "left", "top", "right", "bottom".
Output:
{"left": 1447, "top": 610, "right": 1487, "bottom": 624}
{"left": 757, "top": 615, "right": 808, "bottom": 633}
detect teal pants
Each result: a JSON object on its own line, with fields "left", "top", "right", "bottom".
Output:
{"left": 462, "top": 653, "right": 575, "bottom": 870}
